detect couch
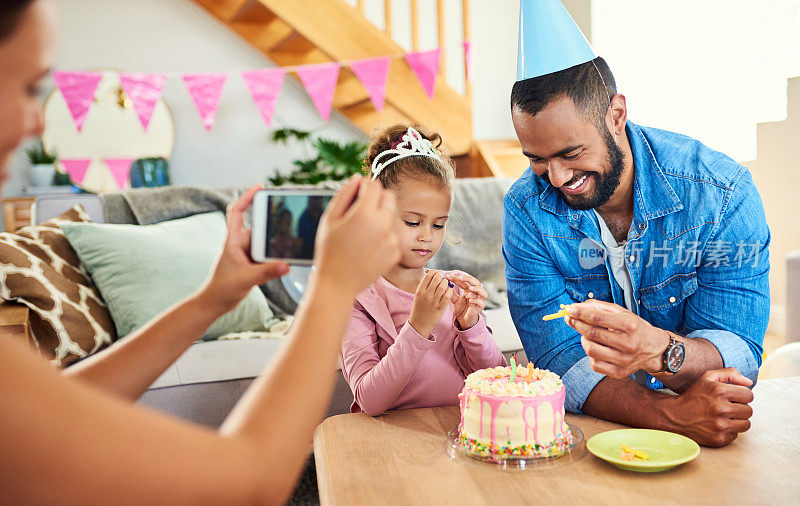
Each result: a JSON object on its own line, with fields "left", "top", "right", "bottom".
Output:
{"left": 0, "top": 178, "right": 524, "bottom": 428}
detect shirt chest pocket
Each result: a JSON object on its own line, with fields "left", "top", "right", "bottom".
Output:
{"left": 564, "top": 275, "right": 612, "bottom": 302}
{"left": 639, "top": 273, "right": 698, "bottom": 331}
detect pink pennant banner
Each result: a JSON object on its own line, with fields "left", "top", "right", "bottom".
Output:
{"left": 60, "top": 159, "right": 92, "bottom": 184}
{"left": 119, "top": 73, "right": 167, "bottom": 132}
{"left": 52, "top": 71, "right": 103, "bottom": 132}
{"left": 103, "top": 158, "right": 135, "bottom": 189}
{"left": 404, "top": 48, "right": 441, "bottom": 98}
{"left": 463, "top": 41, "right": 474, "bottom": 82}
{"left": 241, "top": 68, "right": 286, "bottom": 128}
{"left": 182, "top": 73, "right": 227, "bottom": 131}
{"left": 295, "top": 63, "right": 340, "bottom": 121}
{"left": 349, "top": 56, "right": 391, "bottom": 112}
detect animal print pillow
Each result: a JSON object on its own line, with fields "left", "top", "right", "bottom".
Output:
{"left": 0, "top": 205, "right": 116, "bottom": 366}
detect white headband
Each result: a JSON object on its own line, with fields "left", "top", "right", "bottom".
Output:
{"left": 370, "top": 127, "right": 442, "bottom": 180}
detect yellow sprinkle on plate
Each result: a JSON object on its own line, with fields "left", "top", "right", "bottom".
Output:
{"left": 621, "top": 443, "right": 649, "bottom": 460}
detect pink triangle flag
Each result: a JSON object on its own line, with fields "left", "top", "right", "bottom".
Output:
{"left": 60, "top": 159, "right": 92, "bottom": 184}
{"left": 182, "top": 73, "right": 227, "bottom": 131}
{"left": 404, "top": 48, "right": 441, "bottom": 98}
{"left": 119, "top": 73, "right": 167, "bottom": 132}
{"left": 241, "top": 68, "right": 286, "bottom": 128}
{"left": 463, "top": 41, "right": 475, "bottom": 82}
{"left": 52, "top": 71, "right": 103, "bottom": 132}
{"left": 104, "top": 158, "right": 135, "bottom": 189}
{"left": 295, "top": 63, "right": 340, "bottom": 121}
{"left": 349, "top": 56, "right": 391, "bottom": 112}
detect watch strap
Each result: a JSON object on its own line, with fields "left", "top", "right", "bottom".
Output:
{"left": 661, "top": 334, "right": 677, "bottom": 374}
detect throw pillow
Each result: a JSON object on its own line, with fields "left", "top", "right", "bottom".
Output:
{"left": 0, "top": 205, "right": 117, "bottom": 366}
{"left": 61, "top": 211, "right": 277, "bottom": 341}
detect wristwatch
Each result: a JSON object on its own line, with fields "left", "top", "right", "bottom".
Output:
{"left": 661, "top": 334, "right": 686, "bottom": 374}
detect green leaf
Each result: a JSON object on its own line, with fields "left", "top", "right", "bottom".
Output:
{"left": 268, "top": 172, "right": 287, "bottom": 186}
{"left": 25, "top": 141, "right": 58, "bottom": 164}
{"left": 315, "top": 138, "right": 367, "bottom": 174}
{"left": 270, "top": 127, "right": 312, "bottom": 145}
{"left": 268, "top": 132, "right": 367, "bottom": 186}
{"left": 292, "top": 158, "right": 320, "bottom": 172}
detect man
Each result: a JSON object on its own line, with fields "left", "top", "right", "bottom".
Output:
{"left": 298, "top": 196, "right": 325, "bottom": 259}
{"left": 503, "top": 0, "right": 769, "bottom": 447}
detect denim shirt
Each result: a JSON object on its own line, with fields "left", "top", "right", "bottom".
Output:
{"left": 502, "top": 121, "right": 770, "bottom": 413}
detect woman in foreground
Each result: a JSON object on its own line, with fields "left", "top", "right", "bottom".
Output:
{"left": 0, "top": 1, "right": 400, "bottom": 503}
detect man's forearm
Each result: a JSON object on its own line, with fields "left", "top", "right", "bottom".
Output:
{"left": 581, "top": 376, "right": 679, "bottom": 430}
{"left": 63, "top": 290, "right": 226, "bottom": 401}
{"left": 650, "top": 333, "right": 723, "bottom": 393}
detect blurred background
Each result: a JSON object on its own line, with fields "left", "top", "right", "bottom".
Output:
{"left": 4, "top": 0, "right": 798, "bottom": 346}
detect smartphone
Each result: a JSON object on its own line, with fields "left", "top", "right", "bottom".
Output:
{"left": 250, "top": 189, "right": 335, "bottom": 264}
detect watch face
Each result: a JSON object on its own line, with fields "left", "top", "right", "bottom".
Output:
{"left": 667, "top": 342, "right": 686, "bottom": 372}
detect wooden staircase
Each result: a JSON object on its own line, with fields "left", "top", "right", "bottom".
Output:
{"left": 473, "top": 139, "right": 530, "bottom": 179}
{"left": 191, "top": 0, "right": 473, "bottom": 156}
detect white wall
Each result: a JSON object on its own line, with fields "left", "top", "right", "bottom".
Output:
{"left": 6, "top": 0, "right": 364, "bottom": 198}
{"left": 469, "top": 0, "right": 520, "bottom": 140}
{"left": 468, "top": 0, "right": 591, "bottom": 141}
{"left": 7, "top": 0, "right": 538, "bottom": 201}
{"left": 350, "top": 0, "right": 523, "bottom": 141}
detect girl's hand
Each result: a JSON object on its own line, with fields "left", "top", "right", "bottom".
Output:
{"left": 313, "top": 176, "right": 401, "bottom": 296}
{"left": 409, "top": 270, "right": 454, "bottom": 339}
{"left": 446, "top": 271, "right": 488, "bottom": 330}
{"left": 200, "top": 185, "right": 291, "bottom": 314}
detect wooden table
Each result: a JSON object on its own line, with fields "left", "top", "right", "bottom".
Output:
{"left": 314, "top": 377, "right": 800, "bottom": 505}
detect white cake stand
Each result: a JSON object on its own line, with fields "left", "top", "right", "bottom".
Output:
{"left": 444, "top": 424, "right": 587, "bottom": 470}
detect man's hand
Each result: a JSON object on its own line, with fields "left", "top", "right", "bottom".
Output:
{"left": 445, "top": 271, "right": 488, "bottom": 330}
{"left": 665, "top": 368, "right": 754, "bottom": 446}
{"left": 409, "top": 270, "right": 454, "bottom": 339}
{"left": 565, "top": 300, "right": 669, "bottom": 378}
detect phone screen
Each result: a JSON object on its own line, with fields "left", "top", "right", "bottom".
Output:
{"left": 266, "top": 194, "right": 333, "bottom": 261}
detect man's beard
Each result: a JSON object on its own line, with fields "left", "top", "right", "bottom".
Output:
{"left": 544, "top": 128, "right": 625, "bottom": 211}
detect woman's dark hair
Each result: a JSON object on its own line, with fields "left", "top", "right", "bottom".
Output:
{"left": 0, "top": 0, "right": 35, "bottom": 42}
{"left": 364, "top": 124, "right": 455, "bottom": 191}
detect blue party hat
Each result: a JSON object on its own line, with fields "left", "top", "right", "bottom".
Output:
{"left": 517, "top": 0, "right": 596, "bottom": 81}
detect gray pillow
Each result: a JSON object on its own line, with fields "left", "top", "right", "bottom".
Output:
{"left": 61, "top": 212, "right": 277, "bottom": 341}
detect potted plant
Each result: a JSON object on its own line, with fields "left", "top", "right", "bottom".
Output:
{"left": 25, "top": 141, "right": 58, "bottom": 187}
{"left": 130, "top": 157, "right": 171, "bottom": 188}
{"left": 267, "top": 128, "right": 367, "bottom": 186}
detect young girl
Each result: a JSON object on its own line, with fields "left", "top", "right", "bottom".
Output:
{"left": 268, "top": 208, "right": 302, "bottom": 258}
{"left": 341, "top": 125, "right": 506, "bottom": 416}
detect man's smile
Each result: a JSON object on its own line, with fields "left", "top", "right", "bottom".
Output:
{"left": 560, "top": 172, "right": 593, "bottom": 195}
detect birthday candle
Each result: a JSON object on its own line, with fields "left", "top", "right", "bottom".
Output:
{"left": 510, "top": 354, "right": 518, "bottom": 383}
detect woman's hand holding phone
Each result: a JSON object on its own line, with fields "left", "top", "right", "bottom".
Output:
{"left": 200, "top": 185, "right": 291, "bottom": 314}
{"left": 200, "top": 177, "right": 398, "bottom": 315}
{"left": 313, "top": 176, "right": 401, "bottom": 297}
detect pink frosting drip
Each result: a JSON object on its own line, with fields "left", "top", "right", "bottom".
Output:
{"left": 458, "top": 392, "right": 466, "bottom": 430}
{"left": 465, "top": 386, "right": 566, "bottom": 446}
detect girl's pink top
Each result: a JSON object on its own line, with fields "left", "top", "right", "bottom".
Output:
{"left": 340, "top": 275, "right": 506, "bottom": 416}
{"left": 268, "top": 235, "right": 296, "bottom": 258}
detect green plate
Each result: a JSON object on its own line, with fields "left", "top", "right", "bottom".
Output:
{"left": 586, "top": 429, "right": 700, "bottom": 472}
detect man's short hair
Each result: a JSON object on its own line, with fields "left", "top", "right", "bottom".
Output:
{"left": 510, "top": 56, "right": 617, "bottom": 128}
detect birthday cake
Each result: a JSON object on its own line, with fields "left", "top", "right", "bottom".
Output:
{"left": 457, "top": 364, "right": 573, "bottom": 459}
